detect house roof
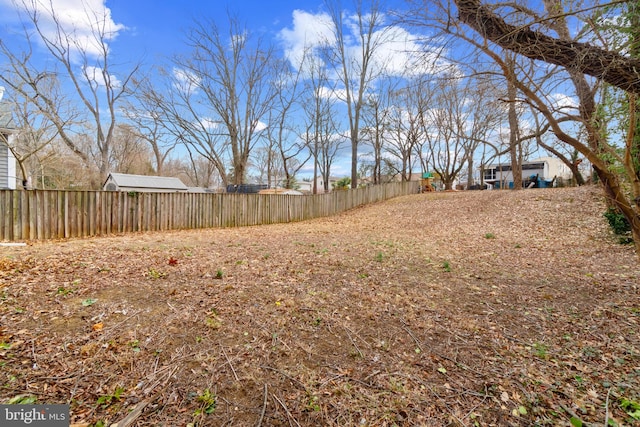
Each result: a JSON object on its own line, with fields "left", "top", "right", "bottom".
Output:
{"left": 105, "top": 173, "right": 188, "bottom": 190}
{"left": 486, "top": 158, "right": 550, "bottom": 168}
{"left": 0, "top": 101, "right": 15, "bottom": 131}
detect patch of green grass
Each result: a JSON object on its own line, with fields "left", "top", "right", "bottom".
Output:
{"left": 621, "top": 398, "right": 640, "bottom": 420}
{"left": 194, "top": 389, "right": 217, "bottom": 417}
{"left": 206, "top": 314, "right": 221, "bottom": 329}
{"left": 304, "top": 394, "right": 321, "bottom": 412}
{"left": 374, "top": 252, "right": 384, "bottom": 262}
{"left": 7, "top": 395, "right": 37, "bottom": 404}
{"left": 215, "top": 269, "right": 224, "bottom": 279}
{"left": 128, "top": 340, "right": 141, "bottom": 353}
{"left": 533, "top": 342, "right": 548, "bottom": 358}
{"left": 96, "top": 386, "right": 124, "bottom": 408}
{"left": 56, "top": 286, "right": 74, "bottom": 296}
{"left": 441, "top": 261, "right": 451, "bottom": 272}
{"left": 581, "top": 346, "right": 599, "bottom": 359}
{"left": 147, "top": 268, "right": 166, "bottom": 279}
{"left": 484, "top": 233, "right": 496, "bottom": 239}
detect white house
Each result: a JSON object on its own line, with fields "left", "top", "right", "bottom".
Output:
{"left": 103, "top": 173, "right": 188, "bottom": 192}
{"left": 298, "top": 176, "right": 342, "bottom": 193}
{"left": 0, "top": 86, "right": 17, "bottom": 190}
{"left": 483, "top": 156, "right": 572, "bottom": 189}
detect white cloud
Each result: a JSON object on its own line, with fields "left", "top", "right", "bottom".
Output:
{"left": 84, "top": 65, "right": 121, "bottom": 88}
{"left": 199, "top": 117, "right": 222, "bottom": 131}
{"left": 277, "top": 9, "right": 335, "bottom": 69}
{"left": 254, "top": 120, "right": 268, "bottom": 132}
{"left": 172, "top": 68, "right": 201, "bottom": 94}
{"left": 319, "top": 85, "right": 344, "bottom": 100}
{"left": 5, "top": 0, "right": 125, "bottom": 59}
{"left": 278, "top": 9, "right": 454, "bottom": 81}
{"left": 550, "top": 93, "right": 579, "bottom": 111}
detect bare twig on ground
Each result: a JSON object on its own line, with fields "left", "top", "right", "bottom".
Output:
{"left": 220, "top": 345, "right": 239, "bottom": 381}
{"left": 256, "top": 384, "right": 268, "bottom": 427}
{"left": 272, "top": 393, "right": 301, "bottom": 427}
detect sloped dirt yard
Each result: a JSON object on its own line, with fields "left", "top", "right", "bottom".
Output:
{"left": 1, "top": 186, "right": 639, "bottom": 426}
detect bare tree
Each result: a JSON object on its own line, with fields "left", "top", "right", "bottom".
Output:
{"left": 454, "top": 0, "right": 640, "bottom": 94}
{"left": 108, "top": 124, "right": 154, "bottom": 175}
{"left": 123, "top": 75, "right": 178, "bottom": 176}
{"left": 136, "top": 68, "right": 230, "bottom": 186}
{"left": 301, "top": 52, "right": 345, "bottom": 193}
{"left": 384, "top": 87, "right": 423, "bottom": 181}
{"left": 421, "top": 75, "right": 487, "bottom": 190}
{"left": 174, "top": 14, "right": 278, "bottom": 186}
{"left": 504, "top": 52, "right": 525, "bottom": 190}
{"left": 0, "top": 84, "right": 59, "bottom": 188}
{"left": 446, "top": 0, "right": 640, "bottom": 254}
{"left": 262, "top": 58, "right": 310, "bottom": 188}
{"left": 461, "top": 77, "right": 503, "bottom": 187}
{"left": 361, "top": 77, "right": 396, "bottom": 184}
{"left": 0, "top": 0, "right": 139, "bottom": 188}
{"left": 324, "top": 0, "right": 391, "bottom": 188}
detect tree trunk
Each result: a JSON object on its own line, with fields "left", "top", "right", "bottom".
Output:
{"left": 595, "top": 165, "right": 640, "bottom": 255}
{"left": 454, "top": 0, "right": 640, "bottom": 94}
{"left": 507, "top": 66, "right": 522, "bottom": 190}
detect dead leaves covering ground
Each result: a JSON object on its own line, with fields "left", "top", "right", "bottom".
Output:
{"left": 0, "top": 186, "right": 639, "bottom": 427}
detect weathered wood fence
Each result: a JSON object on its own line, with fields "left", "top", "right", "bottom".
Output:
{"left": 0, "top": 181, "right": 419, "bottom": 241}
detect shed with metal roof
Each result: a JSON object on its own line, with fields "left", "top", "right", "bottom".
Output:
{"left": 102, "top": 173, "right": 188, "bottom": 193}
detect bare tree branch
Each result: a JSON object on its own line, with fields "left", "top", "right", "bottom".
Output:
{"left": 454, "top": 0, "right": 640, "bottom": 94}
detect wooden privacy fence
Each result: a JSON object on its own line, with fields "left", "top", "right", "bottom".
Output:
{"left": 0, "top": 181, "right": 419, "bottom": 241}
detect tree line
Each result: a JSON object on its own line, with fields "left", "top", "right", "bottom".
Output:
{"left": 0, "top": 0, "right": 639, "bottom": 254}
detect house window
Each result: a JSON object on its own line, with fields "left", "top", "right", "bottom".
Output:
{"left": 484, "top": 169, "right": 496, "bottom": 181}
{"left": 522, "top": 162, "right": 545, "bottom": 171}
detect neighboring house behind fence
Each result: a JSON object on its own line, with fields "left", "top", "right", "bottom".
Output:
{"left": 483, "top": 157, "right": 572, "bottom": 189}
{"left": 0, "top": 87, "right": 17, "bottom": 190}
{"left": 0, "top": 141, "right": 16, "bottom": 190}
{"left": 298, "top": 177, "right": 342, "bottom": 193}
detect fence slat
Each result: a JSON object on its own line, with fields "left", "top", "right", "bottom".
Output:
{"left": 0, "top": 182, "right": 418, "bottom": 242}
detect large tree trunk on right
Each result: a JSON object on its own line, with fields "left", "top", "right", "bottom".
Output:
{"left": 454, "top": 0, "right": 640, "bottom": 94}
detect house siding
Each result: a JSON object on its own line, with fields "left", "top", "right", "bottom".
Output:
{"left": 0, "top": 137, "right": 16, "bottom": 190}
{"left": 0, "top": 141, "right": 8, "bottom": 189}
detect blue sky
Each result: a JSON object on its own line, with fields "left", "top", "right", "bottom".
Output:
{"left": 104, "top": 1, "right": 328, "bottom": 61}
{"left": 0, "top": 0, "right": 417, "bottom": 70}
{"left": 0, "top": 0, "right": 334, "bottom": 62}
{"left": 0, "top": 0, "right": 433, "bottom": 179}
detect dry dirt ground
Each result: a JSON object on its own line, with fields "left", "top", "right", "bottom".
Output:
{"left": 1, "top": 186, "right": 639, "bottom": 427}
